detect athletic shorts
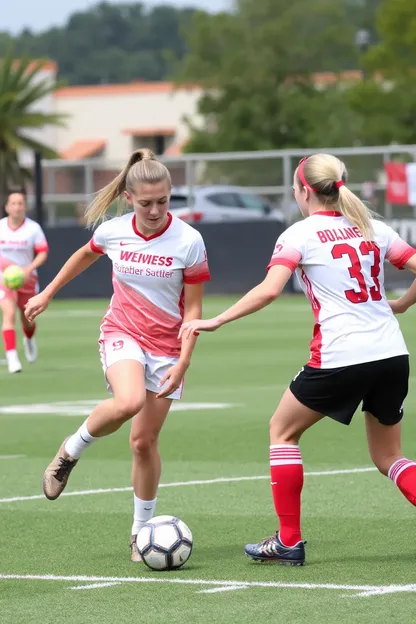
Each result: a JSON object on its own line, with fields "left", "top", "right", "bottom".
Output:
{"left": 0, "top": 276, "right": 39, "bottom": 310}
{"left": 290, "top": 355, "right": 409, "bottom": 426}
{"left": 99, "top": 333, "right": 184, "bottom": 400}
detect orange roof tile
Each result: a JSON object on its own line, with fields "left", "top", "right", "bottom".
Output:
{"left": 55, "top": 82, "right": 200, "bottom": 98}
{"left": 122, "top": 127, "right": 176, "bottom": 137}
{"left": 60, "top": 139, "right": 106, "bottom": 160}
{"left": 164, "top": 141, "right": 186, "bottom": 157}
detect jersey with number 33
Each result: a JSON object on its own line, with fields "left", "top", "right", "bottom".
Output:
{"left": 268, "top": 211, "right": 416, "bottom": 368}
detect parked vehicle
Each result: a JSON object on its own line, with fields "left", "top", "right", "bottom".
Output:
{"left": 169, "top": 185, "right": 285, "bottom": 223}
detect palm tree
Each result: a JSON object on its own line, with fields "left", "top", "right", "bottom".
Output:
{"left": 0, "top": 48, "right": 66, "bottom": 208}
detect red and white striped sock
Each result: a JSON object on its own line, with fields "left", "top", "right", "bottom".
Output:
{"left": 270, "top": 444, "right": 304, "bottom": 547}
{"left": 388, "top": 458, "right": 416, "bottom": 506}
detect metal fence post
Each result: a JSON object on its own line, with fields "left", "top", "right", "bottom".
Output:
{"left": 282, "top": 154, "right": 292, "bottom": 223}
{"left": 186, "top": 158, "right": 196, "bottom": 212}
{"left": 383, "top": 152, "right": 392, "bottom": 219}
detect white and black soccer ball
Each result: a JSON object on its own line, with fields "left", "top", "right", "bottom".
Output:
{"left": 136, "top": 515, "right": 193, "bottom": 571}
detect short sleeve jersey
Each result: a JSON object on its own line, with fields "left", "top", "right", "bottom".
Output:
{"left": 0, "top": 217, "right": 49, "bottom": 274}
{"left": 268, "top": 211, "right": 416, "bottom": 368}
{"left": 90, "top": 212, "right": 210, "bottom": 357}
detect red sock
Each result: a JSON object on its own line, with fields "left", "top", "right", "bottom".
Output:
{"left": 23, "top": 323, "right": 36, "bottom": 339}
{"left": 2, "top": 329, "right": 16, "bottom": 352}
{"left": 270, "top": 445, "right": 303, "bottom": 546}
{"left": 389, "top": 458, "right": 416, "bottom": 505}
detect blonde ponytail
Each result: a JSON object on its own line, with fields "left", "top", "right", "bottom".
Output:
{"left": 85, "top": 148, "right": 171, "bottom": 228}
{"left": 296, "top": 153, "right": 374, "bottom": 241}
{"left": 337, "top": 185, "right": 374, "bottom": 241}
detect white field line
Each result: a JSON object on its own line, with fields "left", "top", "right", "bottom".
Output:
{"left": 70, "top": 582, "right": 122, "bottom": 591}
{"left": 0, "top": 467, "right": 377, "bottom": 505}
{"left": 199, "top": 585, "right": 249, "bottom": 594}
{"left": 0, "top": 573, "right": 414, "bottom": 598}
{"left": 0, "top": 455, "right": 26, "bottom": 460}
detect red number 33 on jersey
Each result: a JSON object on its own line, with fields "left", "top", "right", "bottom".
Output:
{"left": 331, "top": 242, "right": 382, "bottom": 304}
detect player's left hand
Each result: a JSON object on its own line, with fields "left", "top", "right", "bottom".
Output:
{"left": 157, "top": 363, "right": 188, "bottom": 399}
{"left": 22, "top": 267, "right": 34, "bottom": 284}
{"left": 179, "top": 317, "right": 221, "bottom": 340}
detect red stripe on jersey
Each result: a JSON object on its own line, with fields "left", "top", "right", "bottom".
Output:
{"left": 301, "top": 269, "right": 322, "bottom": 368}
{"left": 311, "top": 211, "right": 342, "bottom": 217}
{"left": 386, "top": 239, "right": 416, "bottom": 270}
{"left": 90, "top": 238, "right": 104, "bottom": 255}
{"left": 34, "top": 243, "right": 49, "bottom": 253}
{"left": 267, "top": 257, "right": 298, "bottom": 272}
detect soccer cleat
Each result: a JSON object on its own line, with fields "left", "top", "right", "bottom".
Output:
{"left": 244, "top": 533, "right": 305, "bottom": 565}
{"left": 23, "top": 336, "right": 38, "bottom": 363}
{"left": 43, "top": 438, "right": 78, "bottom": 500}
{"left": 6, "top": 350, "right": 22, "bottom": 374}
{"left": 130, "top": 535, "right": 142, "bottom": 562}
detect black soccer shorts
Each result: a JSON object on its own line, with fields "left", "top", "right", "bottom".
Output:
{"left": 289, "top": 355, "right": 409, "bottom": 426}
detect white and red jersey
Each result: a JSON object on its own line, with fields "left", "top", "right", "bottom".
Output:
{"left": 0, "top": 217, "right": 48, "bottom": 274}
{"left": 90, "top": 212, "right": 210, "bottom": 357}
{"left": 268, "top": 210, "right": 416, "bottom": 368}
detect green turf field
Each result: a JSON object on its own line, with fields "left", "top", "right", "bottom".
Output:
{"left": 1, "top": 296, "right": 416, "bottom": 623}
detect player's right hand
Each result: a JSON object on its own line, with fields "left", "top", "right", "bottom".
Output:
{"left": 25, "top": 291, "right": 51, "bottom": 321}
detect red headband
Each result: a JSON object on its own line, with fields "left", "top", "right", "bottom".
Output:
{"left": 297, "top": 157, "right": 345, "bottom": 192}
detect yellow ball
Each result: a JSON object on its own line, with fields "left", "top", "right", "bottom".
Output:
{"left": 3, "top": 265, "right": 25, "bottom": 290}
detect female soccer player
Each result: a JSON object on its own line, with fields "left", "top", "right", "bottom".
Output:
{"left": 25, "top": 149, "right": 210, "bottom": 562}
{"left": 180, "top": 153, "right": 416, "bottom": 566}
{"left": 0, "top": 191, "right": 49, "bottom": 373}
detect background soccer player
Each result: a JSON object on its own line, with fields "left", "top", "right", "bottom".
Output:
{"left": 180, "top": 153, "right": 416, "bottom": 566}
{"left": 0, "top": 191, "right": 48, "bottom": 373}
{"left": 25, "top": 149, "right": 210, "bottom": 562}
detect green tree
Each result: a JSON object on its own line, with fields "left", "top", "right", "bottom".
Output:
{"left": 346, "top": 0, "right": 416, "bottom": 145}
{"left": 0, "top": 50, "right": 66, "bottom": 206}
{"left": 178, "top": 0, "right": 359, "bottom": 153}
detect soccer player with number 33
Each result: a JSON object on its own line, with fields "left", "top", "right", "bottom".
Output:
{"left": 25, "top": 149, "right": 210, "bottom": 561}
{"left": 180, "top": 153, "right": 416, "bottom": 566}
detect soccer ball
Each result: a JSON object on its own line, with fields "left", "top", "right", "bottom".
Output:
{"left": 136, "top": 515, "right": 193, "bottom": 571}
{"left": 3, "top": 265, "right": 24, "bottom": 290}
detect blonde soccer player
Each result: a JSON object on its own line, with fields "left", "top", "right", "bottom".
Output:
{"left": 180, "top": 153, "right": 416, "bottom": 566}
{"left": 25, "top": 149, "right": 210, "bottom": 561}
{"left": 0, "top": 191, "right": 48, "bottom": 373}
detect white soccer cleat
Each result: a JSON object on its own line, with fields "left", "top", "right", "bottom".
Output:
{"left": 23, "top": 336, "right": 38, "bottom": 363}
{"left": 6, "top": 350, "right": 22, "bottom": 374}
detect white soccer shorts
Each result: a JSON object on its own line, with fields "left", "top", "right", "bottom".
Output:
{"left": 99, "top": 334, "right": 184, "bottom": 400}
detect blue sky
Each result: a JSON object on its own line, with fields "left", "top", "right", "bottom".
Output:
{"left": 4, "top": 0, "right": 231, "bottom": 34}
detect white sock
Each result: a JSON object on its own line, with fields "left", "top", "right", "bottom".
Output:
{"left": 131, "top": 495, "right": 157, "bottom": 535}
{"left": 64, "top": 421, "right": 97, "bottom": 459}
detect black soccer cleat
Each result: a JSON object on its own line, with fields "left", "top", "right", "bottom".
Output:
{"left": 244, "top": 533, "right": 305, "bottom": 566}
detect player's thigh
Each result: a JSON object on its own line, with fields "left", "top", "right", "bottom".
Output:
{"left": 130, "top": 390, "right": 172, "bottom": 444}
{"left": 100, "top": 335, "right": 147, "bottom": 408}
{"left": 365, "top": 412, "right": 402, "bottom": 472}
{"left": 17, "top": 281, "right": 38, "bottom": 312}
{"left": 270, "top": 388, "right": 323, "bottom": 444}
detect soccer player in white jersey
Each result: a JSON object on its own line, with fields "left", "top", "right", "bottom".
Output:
{"left": 0, "top": 191, "right": 49, "bottom": 373}
{"left": 25, "top": 149, "right": 210, "bottom": 561}
{"left": 180, "top": 153, "right": 416, "bottom": 566}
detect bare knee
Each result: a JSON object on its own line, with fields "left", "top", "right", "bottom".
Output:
{"left": 130, "top": 431, "right": 159, "bottom": 456}
{"left": 1, "top": 306, "right": 16, "bottom": 329}
{"left": 371, "top": 453, "right": 401, "bottom": 477}
{"left": 113, "top": 397, "right": 145, "bottom": 424}
{"left": 269, "top": 416, "right": 302, "bottom": 445}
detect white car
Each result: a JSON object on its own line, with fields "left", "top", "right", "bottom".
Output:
{"left": 169, "top": 185, "right": 285, "bottom": 223}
